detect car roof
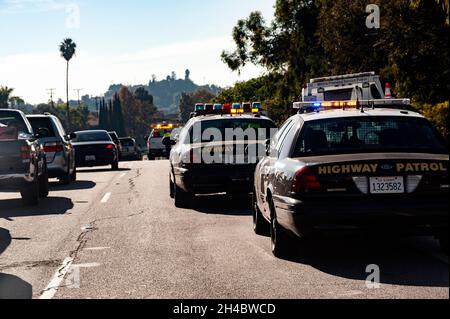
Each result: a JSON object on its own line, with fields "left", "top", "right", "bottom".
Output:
{"left": 0, "top": 108, "right": 23, "bottom": 114}
{"left": 27, "top": 114, "right": 57, "bottom": 119}
{"left": 297, "top": 108, "right": 425, "bottom": 122}
{"left": 75, "top": 130, "right": 108, "bottom": 134}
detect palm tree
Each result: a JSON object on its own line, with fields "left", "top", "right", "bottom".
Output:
{"left": 59, "top": 38, "right": 77, "bottom": 130}
{"left": 0, "top": 86, "right": 14, "bottom": 108}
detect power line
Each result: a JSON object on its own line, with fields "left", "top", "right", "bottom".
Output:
{"left": 74, "top": 88, "right": 83, "bottom": 107}
{"left": 47, "top": 88, "right": 56, "bottom": 107}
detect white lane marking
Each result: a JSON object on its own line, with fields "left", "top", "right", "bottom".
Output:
{"left": 118, "top": 173, "right": 126, "bottom": 179}
{"left": 84, "top": 247, "right": 110, "bottom": 251}
{"left": 39, "top": 257, "right": 74, "bottom": 299}
{"left": 100, "top": 192, "right": 111, "bottom": 203}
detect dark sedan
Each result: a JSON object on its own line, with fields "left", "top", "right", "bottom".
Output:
{"left": 72, "top": 130, "right": 119, "bottom": 170}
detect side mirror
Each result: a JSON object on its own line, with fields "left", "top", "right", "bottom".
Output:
{"left": 265, "top": 139, "right": 271, "bottom": 157}
{"left": 68, "top": 132, "right": 77, "bottom": 140}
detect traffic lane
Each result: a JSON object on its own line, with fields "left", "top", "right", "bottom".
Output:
{"left": 0, "top": 164, "right": 130, "bottom": 298}
{"left": 56, "top": 160, "right": 448, "bottom": 299}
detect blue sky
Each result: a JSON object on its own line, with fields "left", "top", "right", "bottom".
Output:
{"left": 0, "top": 0, "right": 275, "bottom": 103}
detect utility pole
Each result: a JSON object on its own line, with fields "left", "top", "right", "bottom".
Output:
{"left": 74, "top": 88, "right": 83, "bottom": 108}
{"left": 47, "top": 88, "right": 56, "bottom": 108}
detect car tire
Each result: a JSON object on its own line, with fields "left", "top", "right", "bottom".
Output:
{"left": 174, "top": 184, "right": 192, "bottom": 208}
{"left": 169, "top": 174, "right": 175, "bottom": 199}
{"left": 252, "top": 190, "right": 269, "bottom": 236}
{"left": 148, "top": 154, "right": 155, "bottom": 161}
{"left": 59, "top": 165, "right": 71, "bottom": 185}
{"left": 21, "top": 178, "right": 39, "bottom": 206}
{"left": 269, "top": 199, "right": 291, "bottom": 258}
{"left": 38, "top": 166, "right": 49, "bottom": 199}
{"left": 112, "top": 160, "right": 119, "bottom": 171}
{"left": 70, "top": 166, "right": 77, "bottom": 182}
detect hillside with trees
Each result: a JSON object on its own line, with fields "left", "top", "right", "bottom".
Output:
{"left": 218, "top": 0, "right": 449, "bottom": 137}
{"left": 104, "top": 70, "right": 221, "bottom": 114}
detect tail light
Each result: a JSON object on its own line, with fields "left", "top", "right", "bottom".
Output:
{"left": 291, "top": 166, "right": 322, "bottom": 193}
{"left": 44, "top": 142, "right": 64, "bottom": 153}
{"left": 106, "top": 144, "right": 114, "bottom": 149}
{"left": 20, "top": 145, "right": 31, "bottom": 160}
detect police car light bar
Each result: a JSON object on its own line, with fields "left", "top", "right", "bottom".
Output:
{"left": 293, "top": 99, "right": 411, "bottom": 112}
{"left": 193, "top": 102, "right": 263, "bottom": 116}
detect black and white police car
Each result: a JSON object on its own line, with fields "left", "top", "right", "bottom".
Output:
{"left": 169, "top": 102, "right": 277, "bottom": 208}
{"left": 252, "top": 99, "right": 449, "bottom": 258}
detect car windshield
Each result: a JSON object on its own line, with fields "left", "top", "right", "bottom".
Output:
{"left": 0, "top": 111, "right": 33, "bottom": 141}
{"left": 73, "top": 131, "right": 112, "bottom": 142}
{"left": 27, "top": 117, "right": 56, "bottom": 138}
{"left": 293, "top": 116, "right": 448, "bottom": 157}
{"left": 188, "top": 118, "right": 277, "bottom": 144}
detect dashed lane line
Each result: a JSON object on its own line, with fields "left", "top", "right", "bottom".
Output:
{"left": 100, "top": 192, "right": 111, "bottom": 204}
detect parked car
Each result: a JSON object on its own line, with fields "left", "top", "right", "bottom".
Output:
{"left": 72, "top": 130, "right": 119, "bottom": 170}
{"left": 0, "top": 109, "right": 49, "bottom": 205}
{"left": 27, "top": 114, "right": 76, "bottom": 185}
{"left": 108, "top": 131, "right": 122, "bottom": 159}
{"left": 119, "top": 137, "right": 142, "bottom": 161}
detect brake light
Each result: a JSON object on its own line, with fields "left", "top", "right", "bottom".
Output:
{"left": 20, "top": 145, "right": 30, "bottom": 160}
{"left": 106, "top": 144, "right": 114, "bottom": 149}
{"left": 44, "top": 142, "right": 64, "bottom": 153}
{"left": 291, "top": 166, "right": 322, "bottom": 193}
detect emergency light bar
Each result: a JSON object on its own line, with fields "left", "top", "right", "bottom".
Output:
{"left": 192, "top": 101, "right": 263, "bottom": 117}
{"left": 293, "top": 99, "right": 411, "bottom": 113}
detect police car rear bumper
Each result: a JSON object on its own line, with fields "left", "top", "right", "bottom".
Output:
{"left": 273, "top": 195, "right": 449, "bottom": 237}
{"left": 174, "top": 165, "right": 255, "bottom": 194}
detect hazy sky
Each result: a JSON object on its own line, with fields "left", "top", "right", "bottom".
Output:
{"left": 0, "top": 0, "right": 275, "bottom": 104}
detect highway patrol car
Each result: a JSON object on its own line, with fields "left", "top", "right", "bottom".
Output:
{"left": 252, "top": 99, "right": 449, "bottom": 258}
{"left": 169, "top": 102, "right": 277, "bottom": 208}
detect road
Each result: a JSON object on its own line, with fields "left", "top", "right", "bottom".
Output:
{"left": 0, "top": 160, "right": 448, "bottom": 299}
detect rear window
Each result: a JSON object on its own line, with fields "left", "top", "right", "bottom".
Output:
{"left": 293, "top": 116, "right": 448, "bottom": 157}
{"left": 0, "top": 111, "right": 32, "bottom": 141}
{"left": 324, "top": 89, "right": 353, "bottom": 101}
{"left": 187, "top": 118, "right": 277, "bottom": 144}
{"left": 120, "top": 139, "right": 134, "bottom": 146}
{"left": 73, "top": 131, "right": 112, "bottom": 142}
{"left": 150, "top": 130, "right": 165, "bottom": 138}
{"left": 27, "top": 117, "right": 56, "bottom": 137}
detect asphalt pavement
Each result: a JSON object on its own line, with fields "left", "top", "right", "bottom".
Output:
{"left": 0, "top": 160, "right": 448, "bottom": 299}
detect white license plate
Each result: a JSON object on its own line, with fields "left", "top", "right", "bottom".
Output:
{"left": 370, "top": 177, "right": 404, "bottom": 194}
{"left": 85, "top": 155, "right": 96, "bottom": 161}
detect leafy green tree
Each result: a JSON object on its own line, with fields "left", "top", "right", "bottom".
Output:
{"left": 0, "top": 86, "right": 14, "bottom": 108}
{"left": 59, "top": 38, "right": 77, "bottom": 130}
{"left": 179, "top": 89, "right": 216, "bottom": 124}
{"left": 179, "top": 92, "right": 193, "bottom": 124}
